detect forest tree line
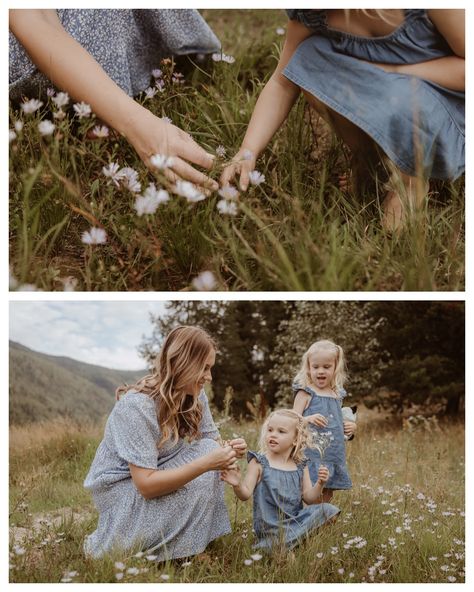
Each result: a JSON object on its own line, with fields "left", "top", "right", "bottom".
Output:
{"left": 139, "top": 301, "right": 464, "bottom": 419}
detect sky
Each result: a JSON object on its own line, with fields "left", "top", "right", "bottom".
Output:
{"left": 9, "top": 301, "right": 170, "bottom": 370}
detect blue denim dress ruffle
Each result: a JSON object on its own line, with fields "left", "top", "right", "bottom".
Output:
{"left": 284, "top": 9, "right": 464, "bottom": 180}
{"left": 293, "top": 383, "right": 352, "bottom": 490}
{"left": 9, "top": 9, "right": 220, "bottom": 101}
{"left": 248, "top": 450, "right": 339, "bottom": 550}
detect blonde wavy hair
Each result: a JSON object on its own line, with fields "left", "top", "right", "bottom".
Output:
{"left": 117, "top": 326, "right": 216, "bottom": 446}
{"left": 258, "top": 409, "right": 313, "bottom": 464}
{"left": 294, "top": 339, "right": 347, "bottom": 392}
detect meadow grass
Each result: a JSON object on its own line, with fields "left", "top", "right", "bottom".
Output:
{"left": 9, "top": 10, "right": 464, "bottom": 291}
{"left": 9, "top": 412, "right": 465, "bottom": 583}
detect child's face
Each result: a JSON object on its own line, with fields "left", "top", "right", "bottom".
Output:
{"left": 308, "top": 350, "right": 336, "bottom": 390}
{"left": 185, "top": 348, "right": 216, "bottom": 396}
{"left": 265, "top": 415, "right": 297, "bottom": 455}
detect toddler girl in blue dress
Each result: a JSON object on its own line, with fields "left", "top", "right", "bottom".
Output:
{"left": 293, "top": 339, "right": 354, "bottom": 503}
{"left": 221, "top": 409, "right": 339, "bottom": 550}
{"left": 222, "top": 9, "right": 464, "bottom": 231}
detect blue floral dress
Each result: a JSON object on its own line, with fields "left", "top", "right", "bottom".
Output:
{"left": 284, "top": 9, "right": 464, "bottom": 180}
{"left": 83, "top": 390, "right": 230, "bottom": 560}
{"left": 9, "top": 9, "right": 220, "bottom": 101}
{"left": 248, "top": 451, "right": 339, "bottom": 550}
{"left": 293, "top": 383, "right": 352, "bottom": 490}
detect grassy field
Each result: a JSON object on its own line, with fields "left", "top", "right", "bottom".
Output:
{"left": 9, "top": 411, "right": 465, "bottom": 583}
{"left": 9, "top": 9, "right": 464, "bottom": 291}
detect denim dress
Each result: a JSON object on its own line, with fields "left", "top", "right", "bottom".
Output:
{"left": 9, "top": 9, "right": 220, "bottom": 101}
{"left": 248, "top": 451, "right": 339, "bottom": 550}
{"left": 293, "top": 383, "right": 352, "bottom": 490}
{"left": 284, "top": 9, "right": 464, "bottom": 180}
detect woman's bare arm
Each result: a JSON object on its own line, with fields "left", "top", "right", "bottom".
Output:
{"left": 9, "top": 9, "right": 218, "bottom": 186}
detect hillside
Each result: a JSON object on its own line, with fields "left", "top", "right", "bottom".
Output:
{"left": 9, "top": 341, "right": 146, "bottom": 425}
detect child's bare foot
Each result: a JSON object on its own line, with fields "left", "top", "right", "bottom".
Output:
{"left": 381, "top": 172, "right": 429, "bottom": 232}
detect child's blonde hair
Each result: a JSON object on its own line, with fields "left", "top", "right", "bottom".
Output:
{"left": 117, "top": 326, "right": 216, "bottom": 446}
{"left": 294, "top": 339, "right": 347, "bottom": 392}
{"left": 258, "top": 409, "right": 312, "bottom": 464}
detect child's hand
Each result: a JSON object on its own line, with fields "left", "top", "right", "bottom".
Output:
{"left": 343, "top": 420, "right": 357, "bottom": 438}
{"left": 220, "top": 466, "right": 242, "bottom": 487}
{"left": 220, "top": 148, "right": 257, "bottom": 192}
{"left": 307, "top": 414, "right": 328, "bottom": 428}
{"left": 317, "top": 465, "right": 329, "bottom": 485}
{"left": 228, "top": 437, "right": 247, "bottom": 458}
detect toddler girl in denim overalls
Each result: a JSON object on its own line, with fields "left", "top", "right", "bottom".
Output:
{"left": 293, "top": 339, "right": 355, "bottom": 503}
{"left": 221, "top": 409, "right": 339, "bottom": 550}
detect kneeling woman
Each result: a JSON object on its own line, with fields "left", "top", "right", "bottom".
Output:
{"left": 84, "top": 326, "right": 246, "bottom": 560}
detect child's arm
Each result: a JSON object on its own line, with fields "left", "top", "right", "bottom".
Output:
{"left": 221, "top": 458, "right": 261, "bottom": 501}
{"left": 221, "top": 19, "right": 313, "bottom": 190}
{"left": 372, "top": 10, "right": 464, "bottom": 91}
{"left": 294, "top": 390, "right": 328, "bottom": 428}
{"left": 302, "top": 465, "right": 329, "bottom": 505}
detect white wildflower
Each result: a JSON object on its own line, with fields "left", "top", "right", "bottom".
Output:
{"left": 115, "top": 573, "right": 123, "bottom": 580}
{"left": 217, "top": 199, "right": 238, "bottom": 216}
{"left": 155, "top": 79, "right": 165, "bottom": 92}
{"left": 9, "top": 130, "right": 17, "bottom": 143}
{"left": 192, "top": 271, "right": 217, "bottom": 291}
{"left": 250, "top": 554, "right": 262, "bottom": 561}
{"left": 248, "top": 170, "right": 265, "bottom": 186}
{"left": 47, "top": 87, "right": 55, "bottom": 97}
{"left": 73, "top": 101, "right": 92, "bottom": 118}
{"left": 152, "top": 68, "right": 163, "bottom": 78}
{"left": 174, "top": 180, "right": 205, "bottom": 203}
{"left": 216, "top": 145, "right": 227, "bottom": 158}
{"left": 92, "top": 125, "right": 109, "bottom": 138}
{"left": 102, "top": 162, "right": 124, "bottom": 186}
{"left": 14, "top": 120, "right": 24, "bottom": 132}
{"left": 21, "top": 98, "right": 43, "bottom": 114}
{"left": 150, "top": 153, "right": 174, "bottom": 170}
{"left": 81, "top": 227, "right": 107, "bottom": 245}
{"left": 276, "top": 27, "right": 285, "bottom": 35}
{"left": 145, "top": 555, "right": 157, "bottom": 561}
{"left": 244, "top": 559, "right": 253, "bottom": 566}
{"left": 52, "top": 92, "right": 69, "bottom": 108}
{"left": 447, "top": 576, "right": 456, "bottom": 582}
{"left": 316, "top": 552, "right": 324, "bottom": 559}
{"left": 160, "top": 574, "right": 170, "bottom": 580}
{"left": 120, "top": 167, "right": 141, "bottom": 193}
{"left": 337, "top": 568, "right": 344, "bottom": 575}
{"left": 144, "top": 86, "right": 157, "bottom": 99}
{"left": 134, "top": 552, "right": 144, "bottom": 558}
{"left": 53, "top": 109, "right": 66, "bottom": 120}
{"left": 218, "top": 185, "right": 239, "bottom": 201}
{"left": 161, "top": 116, "right": 172, "bottom": 124}
{"left": 114, "top": 562, "right": 125, "bottom": 570}
{"left": 13, "top": 546, "right": 26, "bottom": 556}
{"left": 181, "top": 561, "right": 192, "bottom": 567}
{"left": 212, "top": 52, "right": 235, "bottom": 64}
{"left": 127, "top": 567, "right": 140, "bottom": 575}
{"left": 38, "top": 120, "right": 55, "bottom": 137}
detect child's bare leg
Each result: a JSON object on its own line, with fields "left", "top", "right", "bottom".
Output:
{"left": 301, "top": 90, "right": 378, "bottom": 191}
{"left": 382, "top": 168, "right": 429, "bottom": 232}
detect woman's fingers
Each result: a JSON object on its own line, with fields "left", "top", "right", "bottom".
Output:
{"left": 177, "top": 133, "right": 215, "bottom": 170}
{"left": 172, "top": 157, "right": 218, "bottom": 191}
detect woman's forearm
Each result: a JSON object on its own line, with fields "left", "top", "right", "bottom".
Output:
{"left": 130, "top": 457, "right": 209, "bottom": 500}
{"left": 9, "top": 9, "right": 146, "bottom": 136}
{"left": 240, "top": 74, "right": 300, "bottom": 157}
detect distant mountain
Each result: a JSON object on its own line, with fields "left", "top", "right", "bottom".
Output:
{"left": 9, "top": 341, "right": 146, "bottom": 425}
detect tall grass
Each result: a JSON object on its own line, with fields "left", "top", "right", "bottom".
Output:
{"left": 9, "top": 413, "right": 464, "bottom": 583}
{"left": 9, "top": 10, "right": 464, "bottom": 291}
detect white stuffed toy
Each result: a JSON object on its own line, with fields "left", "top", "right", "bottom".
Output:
{"left": 341, "top": 405, "right": 357, "bottom": 440}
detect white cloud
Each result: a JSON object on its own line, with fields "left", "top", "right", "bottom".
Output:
{"left": 9, "top": 301, "right": 167, "bottom": 370}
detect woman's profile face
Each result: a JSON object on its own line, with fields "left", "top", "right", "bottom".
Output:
{"left": 185, "top": 347, "right": 216, "bottom": 396}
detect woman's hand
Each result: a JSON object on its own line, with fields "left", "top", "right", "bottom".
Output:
{"left": 126, "top": 109, "right": 219, "bottom": 190}
{"left": 228, "top": 437, "right": 247, "bottom": 459}
{"left": 204, "top": 445, "right": 237, "bottom": 471}
{"left": 343, "top": 420, "right": 357, "bottom": 438}
{"left": 220, "top": 466, "right": 242, "bottom": 486}
{"left": 317, "top": 465, "right": 329, "bottom": 485}
{"left": 307, "top": 414, "right": 328, "bottom": 428}
{"left": 220, "top": 147, "right": 257, "bottom": 191}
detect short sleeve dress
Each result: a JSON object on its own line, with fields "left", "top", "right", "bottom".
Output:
{"left": 248, "top": 451, "right": 340, "bottom": 550}
{"left": 9, "top": 9, "right": 220, "bottom": 101}
{"left": 284, "top": 9, "right": 464, "bottom": 180}
{"left": 83, "top": 390, "right": 230, "bottom": 560}
{"left": 293, "top": 383, "right": 352, "bottom": 490}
